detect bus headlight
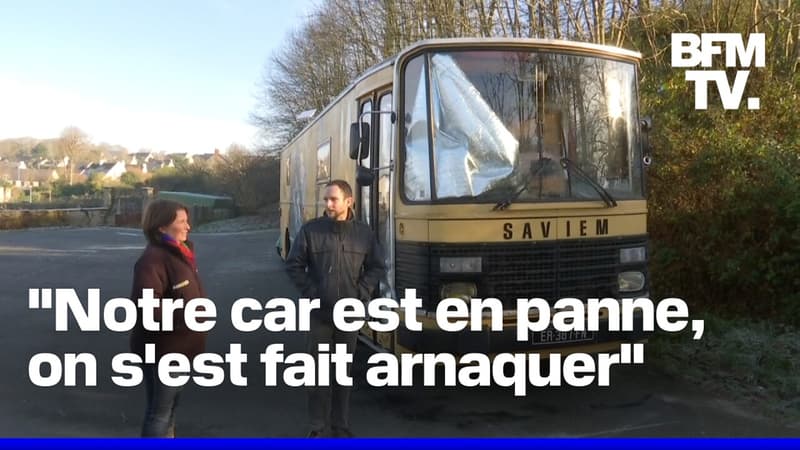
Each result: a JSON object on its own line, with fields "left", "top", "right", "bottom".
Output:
{"left": 439, "top": 257, "right": 482, "bottom": 273}
{"left": 440, "top": 282, "right": 477, "bottom": 301}
{"left": 620, "top": 246, "right": 646, "bottom": 264}
{"left": 618, "top": 271, "right": 645, "bottom": 292}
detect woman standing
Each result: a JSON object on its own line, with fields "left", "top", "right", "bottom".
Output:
{"left": 130, "top": 199, "right": 209, "bottom": 437}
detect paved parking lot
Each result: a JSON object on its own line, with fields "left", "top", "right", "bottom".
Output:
{"left": 0, "top": 227, "right": 795, "bottom": 437}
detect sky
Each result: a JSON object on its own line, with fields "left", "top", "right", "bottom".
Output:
{"left": 0, "top": 0, "right": 316, "bottom": 154}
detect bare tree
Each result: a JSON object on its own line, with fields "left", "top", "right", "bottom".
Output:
{"left": 211, "top": 144, "right": 281, "bottom": 213}
{"left": 253, "top": 0, "right": 799, "bottom": 144}
{"left": 252, "top": 2, "right": 368, "bottom": 147}
{"left": 58, "top": 126, "right": 90, "bottom": 185}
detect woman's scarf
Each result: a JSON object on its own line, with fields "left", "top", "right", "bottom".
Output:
{"left": 160, "top": 233, "right": 197, "bottom": 271}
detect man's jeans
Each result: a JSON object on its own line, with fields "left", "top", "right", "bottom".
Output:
{"left": 307, "top": 316, "right": 358, "bottom": 433}
{"left": 141, "top": 364, "right": 183, "bottom": 437}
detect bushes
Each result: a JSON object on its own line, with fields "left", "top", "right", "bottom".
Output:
{"left": 51, "top": 180, "right": 101, "bottom": 198}
{"left": 147, "top": 152, "right": 280, "bottom": 216}
{"left": 214, "top": 153, "right": 280, "bottom": 214}
{"left": 149, "top": 166, "right": 218, "bottom": 194}
{"left": 628, "top": 3, "right": 800, "bottom": 323}
{"left": 646, "top": 77, "right": 800, "bottom": 324}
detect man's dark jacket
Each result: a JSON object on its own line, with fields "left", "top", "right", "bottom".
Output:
{"left": 285, "top": 214, "right": 386, "bottom": 321}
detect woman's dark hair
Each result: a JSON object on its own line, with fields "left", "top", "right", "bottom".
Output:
{"left": 141, "top": 199, "right": 189, "bottom": 245}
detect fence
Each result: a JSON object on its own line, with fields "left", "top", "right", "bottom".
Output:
{"left": 156, "top": 191, "right": 235, "bottom": 226}
{"left": 0, "top": 188, "right": 236, "bottom": 230}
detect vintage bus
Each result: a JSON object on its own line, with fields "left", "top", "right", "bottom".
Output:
{"left": 278, "top": 38, "right": 651, "bottom": 356}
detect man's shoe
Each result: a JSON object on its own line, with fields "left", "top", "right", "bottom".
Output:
{"left": 331, "top": 427, "right": 354, "bottom": 438}
{"left": 307, "top": 429, "right": 326, "bottom": 438}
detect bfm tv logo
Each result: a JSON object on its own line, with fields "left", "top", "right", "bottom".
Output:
{"left": 671, "top": 33, "right": 765, "bottom": 110}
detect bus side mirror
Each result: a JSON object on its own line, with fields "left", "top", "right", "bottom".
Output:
{"left": 356, "top": 165, "right": 375, "bottom": 187}
{"left": 349, "top": 122, "right": 371, "bottom": 160}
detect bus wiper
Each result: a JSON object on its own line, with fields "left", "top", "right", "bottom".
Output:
{"left": 492, "top": 158, "right": 549, "bottom": 211}
{"left": 559, "top": 157, "right": 617, "bottom": 207}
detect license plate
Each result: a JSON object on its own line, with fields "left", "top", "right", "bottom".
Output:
{"left": 532, "top": 327, "right": 596, "bottom": 345}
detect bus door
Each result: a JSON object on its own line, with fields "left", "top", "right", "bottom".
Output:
{"left": 357, "top": 91, "right": 393, "bottom": 256}
{"left": 357, "top": 98, "right": 373, "bottom": 225}
{"left": 375, "top": 91, "right": 393, "bottom": 268}
{"left": 357, "top": 91, "right": 396, "bottom": 351}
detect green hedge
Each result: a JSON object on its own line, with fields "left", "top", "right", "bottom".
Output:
{"left": 646, "top": 74, "right": 800, "bottom": 323}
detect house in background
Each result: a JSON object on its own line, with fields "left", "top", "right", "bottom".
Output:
{"left": 0, "top": 161, "right": 22, "bottom": 189}
{"left": 167, "top": 153, "right": 194, "bottom": 165}
{"left": 144, "top": 158, "right": 174, "bottom": 173}
{"left": 129, "top": 151, "right": 154, "bottom": 167}
{"left": 0, "top": 160, "right": 58, "bottom": 186}
{"left": 32, "top": 158, "right": 54, "bottom": 169}
{"left": 0, "top": 160, "right": 60, "bottom": 201}
{"left": 81, "top": 161, "right": 127, "bottom": 181}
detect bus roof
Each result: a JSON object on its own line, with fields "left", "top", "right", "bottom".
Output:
{"left": 399, "top": 37, "right": 642, "bottom": 61}
{"left": 281, "top": 38, "right": 641, "bottom": 152}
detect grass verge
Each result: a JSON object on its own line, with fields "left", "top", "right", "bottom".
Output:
{"left": 647, "top": 314, "right": 800, "bottom": 427}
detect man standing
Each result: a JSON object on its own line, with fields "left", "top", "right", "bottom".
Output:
{"left": 285, "top": 179, "right": 386, "bottom": 438}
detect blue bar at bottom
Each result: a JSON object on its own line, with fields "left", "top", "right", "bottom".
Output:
{"left": 1, "top": 438, "right": 799, "bottom": 450}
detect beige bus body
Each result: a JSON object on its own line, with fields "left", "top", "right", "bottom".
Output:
{"left": 279, "top": 38, "right": 649, "bottom": 356}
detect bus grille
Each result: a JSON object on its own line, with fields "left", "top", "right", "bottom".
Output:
{"left": 395, "top": 236, "right": 647, "bottom": 310}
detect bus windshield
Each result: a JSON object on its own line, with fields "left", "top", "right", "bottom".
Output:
{"left": 402, "top": 49, "right": 644, "bottom": 204}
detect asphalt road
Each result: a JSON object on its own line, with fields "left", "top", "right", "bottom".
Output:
{"left": 0, "top": 227, "right": 795, "bottom": 437}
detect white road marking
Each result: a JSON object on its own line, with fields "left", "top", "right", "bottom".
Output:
{"left": 0, "top": 245, "right": 144, "bottom": 255}
{"left": 88, "top": 246, "right": 145, "bottom": 251}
